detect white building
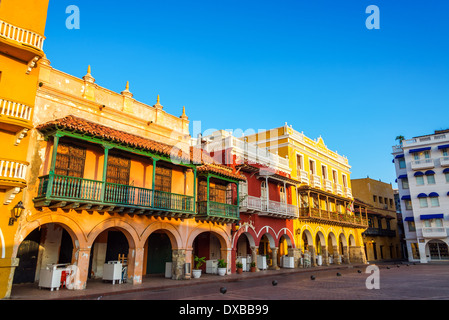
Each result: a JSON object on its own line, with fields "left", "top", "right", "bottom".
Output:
{"left": 392, "top": 129, "right": 449, "bottom": 263}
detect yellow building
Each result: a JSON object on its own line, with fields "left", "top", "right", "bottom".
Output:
{"left": 0, "top": 0, "right": 49, "bottom": 298}
{"left": 351, "top": 178, "right": 402, "bottom": 261}
{"left": 245, "top": 124, "right": 368, "bottom": 267}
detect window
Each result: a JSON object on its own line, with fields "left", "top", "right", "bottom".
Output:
{"left": 55, "top": 143, "right": 86, "bottom": 178}
{"left": 419, "top": 198, "right": 428, "bottom": 208}
{"left": 154, "top": 165, "right": 172, "bottom": 193}
{"left": 332, "top": 170, "right": 338, "bottom": 183}
{"left": 405, "top": 200, "right": 412, "bottom": 210}
{"left": 423, "top": 220, "right": 431, "bottom": 228}
{"left": 321, "top": 165, "right": 327, "bottom": 179}
{"left": 379, "top": 197, "right": 383, "bottom": 204}
{"left": 107, "top": 155, "right": 131, "bottom": 185}
{"left": 445, "top": 172, "right": 449, "bottom": 183}
{"left": 342, "top": 174, "right": 348, "bottom": 187}
{"left": 442, "top": 148, "right": 448, "bottom": 157}
{"left": 435, "top": 219, "right": 443, "bottom": 227}
{"left": 414, "top": 150, "right": 430, "bottom": 160}
{"left": 402, "top": 178, "right": 409, "bottom": 189}
{"left": 430, "top": 196, "right": 440, "bottom": 207}
{"left": 426, "top": 174, "right": 436, "bottom": 184}
{"left": 398, "top": 158, "right": 406, "bottom": 169}
{"left": 416, "top": 175, "right": 424, "bottom": 185}
{"left": 373, "top": 195, "right": 377, "bottom": 202}
{"left": 261, "top": 181, "right": 267, "bottom": 200}
{"left": 280, "top": 186, "right": 286, "bottom": 203}
{"left": 296, "top": 154, "right": 303, "bottom": 171}
{"left": 309, "top": 160, "right": 316, "bottom": 175}
{"left": 408, "top": 221, "right": 416, "bottom": 232}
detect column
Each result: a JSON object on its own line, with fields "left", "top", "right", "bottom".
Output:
{"left": 251, "top": 246, "right": 259, "bottom": 271}
{"left": 333, "top": 245, "right": 340, "bottom": 264}
{"left": 68, "top": 247, "right": 91, "bottom": 290}
{"left": 270, "top": 247, "right": 280, "bottom": 270}
{"left": 100, "top": 144, "right": 112, "bottom": 201}
{"left": 172, "top": 249, "right": 187, "bottom": 280}
{"left": 128, "top": 247, "right": 144, "bottom": 284}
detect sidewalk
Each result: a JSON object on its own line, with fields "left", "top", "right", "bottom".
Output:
{"left": 9, "top": 263, "right": 373, "bottom": 300}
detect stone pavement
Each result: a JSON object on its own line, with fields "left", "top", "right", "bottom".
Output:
{"left": 9, "top": 262, "right": 371, "bottom": 300}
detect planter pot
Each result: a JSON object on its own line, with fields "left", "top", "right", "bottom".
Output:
{"left": 237, "top": 268, "right": 243, "bottom": 274}
{"left": 250, "top": 267, "right": 256, "bottom": 272}
{"left": 218, "top": 268, "right": 226, "bottom": 276}
{"left": 192, "top": 269, "right": 202, "bottom": 279}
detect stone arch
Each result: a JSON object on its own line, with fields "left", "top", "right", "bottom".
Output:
{"left": 14, "top": 213, "right": 87, "bottom": 257}
{"left": 87, "top": 217, "right": 139, "bottom": 249}
{"left": 141, "top": 220, "right": 183, "bottom": 250}
{"left": 186, "top": 224, "right": 231, "bottom": 250}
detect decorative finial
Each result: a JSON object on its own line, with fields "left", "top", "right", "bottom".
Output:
{"left": 154, "top": 95, "right": 163, "bottom": 110}
{"left": 83, "top": 65, "right": 95, "bottom": 83}
{"left": 121, "top": 81, "right": 133, "bottom": 98}
{"left": 180, "top": 106, "right": 188, "bottom": 120}
{"left": 126, "top": 81, "right": 130, "bottom": 91}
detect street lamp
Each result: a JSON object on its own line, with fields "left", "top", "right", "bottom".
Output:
{"left": 9, "top": 201, "right": 25, "bottom": 226}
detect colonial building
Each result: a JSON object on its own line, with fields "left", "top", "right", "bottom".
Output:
{"left": 0, "top": 0, "right": 50, "bottom": 299}
{"left": 244, "top": 124, "right": 368, "bottom": 267}
{"left": 197, "top": 130, "right": 299, "bottom": 272}
{"left": 2, "top": 52, "right": 246, "bottom": 297}
{"left": 351, "top": 177, "right": 403, "bottom": 261}
{"left": 392, "top": 130, "right": 449, "bottom": 263}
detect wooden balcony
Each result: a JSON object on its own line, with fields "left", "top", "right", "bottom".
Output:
{"left": 33, "top": 173, "right": 196, "bottom": 219}
{"left": 240, "top": 195, "right": 298, "bottom": 219}
{"left": 196, "top": 200, "right": 240, "bottom": 223}
{"left": 363, "top": 227, "right": 396, "bottom": 237}
{"left": 298, "top": 207, "right": 368, "bottom": 228}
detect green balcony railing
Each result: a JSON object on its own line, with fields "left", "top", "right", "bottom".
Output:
{"left": 197, "top": 200, "right": 240, "bottom": 222}
{"left": 36, "top": 174, "right": 195, "bottom": 215}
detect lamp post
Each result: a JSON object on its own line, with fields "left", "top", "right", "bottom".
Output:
{"left": 9, "top": 201, "right": 25, "bottom": 226}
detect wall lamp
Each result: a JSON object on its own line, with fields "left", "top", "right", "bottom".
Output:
{"left": 9, "top": 201, "right": 25, "bottom": 226}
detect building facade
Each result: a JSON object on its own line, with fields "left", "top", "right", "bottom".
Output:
{"left": 198, "top": 130, "right": 299, "bottom": 272}
{"left": 392, "top": 130, "right": 449, "bottom": 263}
{"left": 245, "top": 124, "right": 368, "bottom": 267}
{"left": 351, "top": 178, "right": 403, "bottom": 261}
{"left": 0, "top": 0, "right": 50, "bottom": 299}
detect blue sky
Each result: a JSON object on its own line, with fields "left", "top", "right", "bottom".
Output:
{"left": 43, "top": 0, "right": 449, "bottom": 185}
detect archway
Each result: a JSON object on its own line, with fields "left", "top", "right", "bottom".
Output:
{"left": 235, "top": 232, "right": 256, "bottom": 272}
{"left": 315, "top": 231, "right": 326, "bottom": 266}
{"left": 339, "top": 233, "right": 349, "bottom": 263}
{"left": 258, "top": 233, "right": 276, "bottom": 269}
{"left": 327, "top": 232, "right": 338, "bottom": 264}
{"left": 88, "top": 228, "right": 131, "bottom": 281}
{"left": 278, "top": 234, "right": 293, "bottom": 268}
{"left": 145, "top": 231, "right": 172, "bottom": 276}
{"left": 13, "top": 223, "right": 74, "bottom": 285}
{"left": 192, "top": 231, "right": 227, "bottom": 273}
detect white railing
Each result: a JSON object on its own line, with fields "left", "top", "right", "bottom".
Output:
{"left": 204, "top": 136, "right": 291, "bottom": 173}
{"left": 422, "top": 227, "right": 448, "bottom": 239}
{"left": 334, "top": 183, "right": 343, "bottom": 195}
{"left": 0, "top": 98, "right": 32, "bottom": 122}
{"left": 298, "top": 169, "right": 309, "bottom": 184}
{"left": 411, "top": 158, "right": 435, "bottom": 170}
{"left": 440, "top": 156, "right": 449, "bottom": 167}
{"left": 0, "top": 159, "right": 28, "bottom": 181}
{"left": 0, "top": 19, "right": 45, "bottom": 51}
{"left": 323, "top": 179, "right": 333, "bottom": 192}
{"left": 403, "top": 134, "right": 448, "bottom": 147}
{"left": 345, "top": 187, "right": 352, "bottom": 198}
{"left": 240, "top": 195, "right": 298, "bottom": 218}
{"left": 310, "top": 174, "right": 321, "bottom": 188}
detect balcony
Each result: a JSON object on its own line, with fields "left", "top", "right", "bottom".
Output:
{"left": 440, "top": 156, "right": 449, "bottom": 167}
{"left": 363, "top": 227, "right": 396, "bottom": 237}
{"left": 333, "top": 183, "right": 343, "bottom": 195}
{"left": 422, "top": 227, "right": 448, "bottom": 239}
{"left": 0, "top": 159, "right": 28, "bottom": 187}
{"left": 298, "top": 169, "right": 309, "bottom": 184}
{"left": 344, "top": 187, "right": 352, "bottom": 198}
{"left": 410, "top": 159, "right": 435, "bottom": 170}
{"left": 322, "top": 179, "right": 333, "bottom": 192}
{"left": 310, "top": 174, "right": 321, "bottom": 188}
{"left": 0, "top": 98, "right": 33, "bottom": 133}
{"left": 0, "top": 19, "right": 45, "bottom": 54}
{"left": 197, "top": 200, "right": 239, "bottom": 223}
{"left": 240, "top": 195, "right": 298, "bottom": 219}
{"left": 298, "top": 207, "right": 368, "bottom": 228}
{"left": 34, "top": 174, "right": 196, "bottom": 218}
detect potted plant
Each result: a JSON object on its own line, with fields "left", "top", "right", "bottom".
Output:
{"left": 236, "top": 262, "right": 243, "bottom": 274}
{"left": 217, "top": 259, "right": 227, "bottom": 276}
{"left": 192, "top": 256, "right": 206, "bottom": 279}
{"left": 250, "top": 261, "right": 256, "bottom": 272}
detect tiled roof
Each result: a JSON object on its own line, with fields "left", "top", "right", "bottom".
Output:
{"left": 36, "top": 115, "right": 246, "bottom": 181}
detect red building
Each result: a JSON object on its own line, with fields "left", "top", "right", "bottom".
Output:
{"left": 198, "top": 131, "right": 299, "bottom": 272}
